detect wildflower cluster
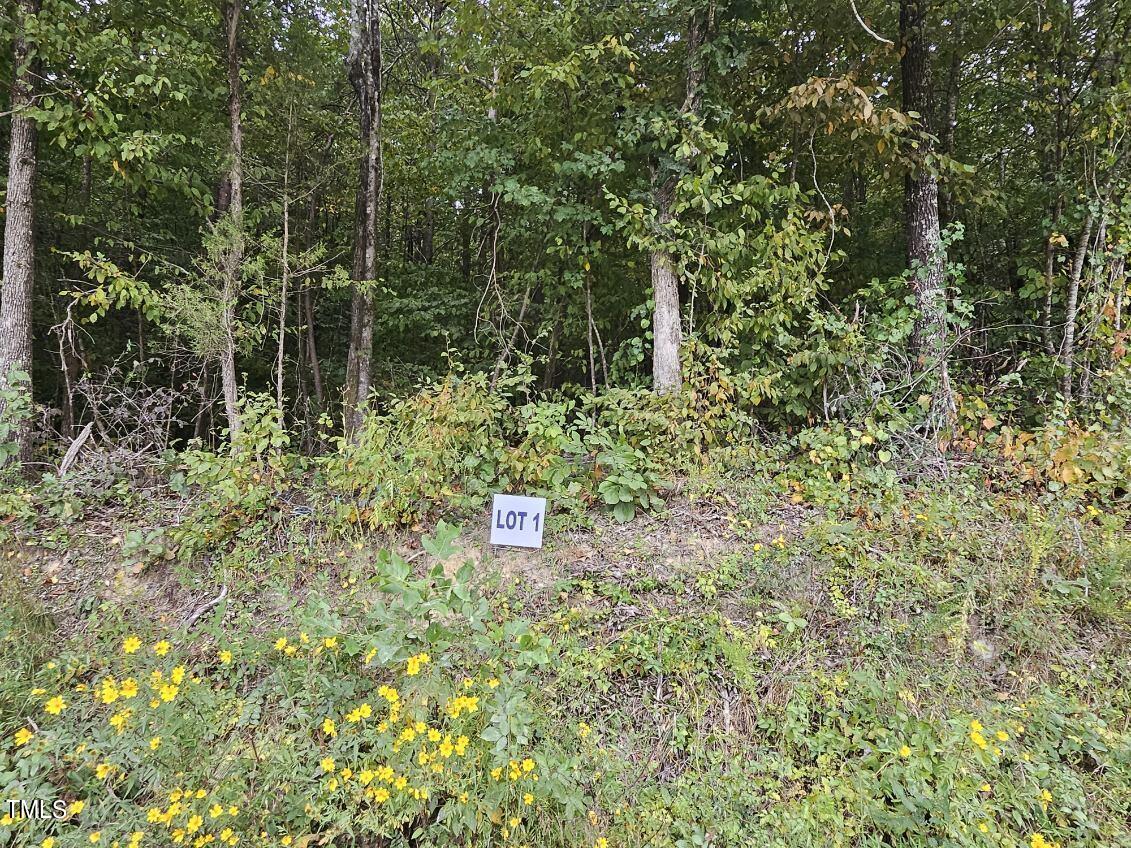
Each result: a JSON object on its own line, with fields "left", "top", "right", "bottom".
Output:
{"left": 2, "top": 541, "right": 583, "bottom": 846}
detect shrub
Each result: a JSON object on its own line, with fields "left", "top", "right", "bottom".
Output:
{"left": 170, "top": 394, "right": 298, "bottom": 559}
{"left": 319, "top": 373, "right": 509, "bottom": 530}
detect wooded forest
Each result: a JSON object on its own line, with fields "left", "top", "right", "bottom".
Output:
{"left": 0, "top": 0, "right": 1125, "bottom": 454}
{"left": 1, "top": 3, "right": 1129, "bottom": 848}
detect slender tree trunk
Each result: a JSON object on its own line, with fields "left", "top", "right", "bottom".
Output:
{"left": 344, "top": 0, "right": 382, "bottom": 436}
{"left": 1077, "top": 218, "right": 1108, "bottom": 402}
{"left": 219, "top": 0, "right": 244, "bottom": 438}
{"left": 302, "top": 288, "right": 324, "bottom": 409}
{"left": 1041, "top": 204, "right": 1063, "bottom": 357}
{"left": 543, "top": 300, "right": 562, "bottom": 391}
{"left": 0, "top": 0, "right": 40, "bottom": 466}
{"left": 276, "top": 109, "right": 293, "bottom": 420}
{"left": 900, "top": 0, "right": 954, "bottom": 429}
{"left": 650, "top": 5, "right": 711, "bottom": 395}
{"left": 1113, "top": 256, "right": 1125, "bottom": 334}
{"left": 492, "top": 283, "right": 532, "bottom": 387}
{"left": 1059, "top": 213, "right": 1094, "bottom": 402}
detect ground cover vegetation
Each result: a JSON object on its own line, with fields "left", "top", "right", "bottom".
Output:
{"left": 0, "top": 0, "right": 1129, "bottom": 847}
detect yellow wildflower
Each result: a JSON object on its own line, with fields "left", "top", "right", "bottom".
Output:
{"left": 45, "top": 695, "right": 67, "bottom": 715}
{"left": 123, "top": 635, "right": 142, "bottom": 654}
{"left": 153, "top": 640, "right": 171, "bottom": 657}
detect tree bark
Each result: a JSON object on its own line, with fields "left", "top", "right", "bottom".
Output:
{"left": 1059, "top": 212, "right": 1094, "bottom": 402}
{"left": 344, "top": 0, "right": 382, "bottom": 436}
{"left": 650, "top": 208, "right": 682, "bottom": 393}
{"left": 650, "top": 4, "right": 711, "bottom": 395}
{"left": 219, "top": 0, "right": 244, "bottom": 438}
{"left": 0, "top": 0, "right": 40, "bottom": 467}
{"left": 1041, "top": 205, "right": 1063, "bottom": 357}
{"left": 900, "top": 0, "right": 954, "bottom": 428}
{"left": 302, "top": 287, "right": 324, "bottom": 406}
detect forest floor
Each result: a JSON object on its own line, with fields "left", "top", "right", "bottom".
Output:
{"left": 1, "top": 459, "right": 1129, "bottom": 847}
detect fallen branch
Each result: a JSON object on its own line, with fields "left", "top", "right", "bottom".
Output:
{"left": 59, "top": 422, "right": 94, "bottom": 477}
{"left": 184, "top": 584, "right": 229, "bottom": 629}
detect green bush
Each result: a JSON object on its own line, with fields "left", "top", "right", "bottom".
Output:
{"left": 170, "top": 394, "right": 298, "bottom": 558}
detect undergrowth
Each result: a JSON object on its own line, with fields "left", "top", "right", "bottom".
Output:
{"left": 1, "top": 378, "right": 1128, "bottom": 847}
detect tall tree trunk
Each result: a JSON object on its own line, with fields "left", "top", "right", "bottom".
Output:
{"left": 650, "top": 198, "right": 682, "bottom": 394}
{"left": 344, "top": 0, "right": 382, "bottom": 436}
{"left": 1041, "top": 203, "right": 1064, "bottom": 357}
{"left": 0, "top": 0, "right": 39, "bottom": 467}
{"left": 276, "top": 109, "right": 293, "bottom": 420}
{"left": 219, "top": 0, "right": 244, "bottom": 438}
{"left": 651, "top": 4, "right": 711, "bottom": 395}
{"left": 1059, "top": 213, "right": 1094, "bottom": 402}
{"left": 900, "top": 0, "right": 954, "bottom": 429}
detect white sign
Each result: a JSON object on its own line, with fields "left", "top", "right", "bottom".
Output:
{"left": 489, "top": 494, "right": 547, "bottom": 549}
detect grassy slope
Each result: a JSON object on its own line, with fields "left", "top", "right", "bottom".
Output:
{"left": 1, "top": 458, "right": 1128, "bottom": 847}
